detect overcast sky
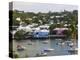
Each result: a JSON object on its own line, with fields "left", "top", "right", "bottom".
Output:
{"left": 12, "top": 1, "right": 78, "bottom": 13}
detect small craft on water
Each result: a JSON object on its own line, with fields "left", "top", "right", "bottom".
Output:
{"left": 68, "top": 48, "right": 78, "bottom": 54}
{"left": 65, "top": 41, "right": 74, "bottom": 47}
{"left": 36, "top": 52, "right": 47, "bottom": 57}
{"left": 17, "top": 45, "right": 26, "bottom": 51}
{"left": 42, "top": 40, "right": 49, "bottom": 44}
{"left": 40, "top": 52, "right": 47, "bottom": 56}
{"left": 44, "top": 48, "right": 54, "bottom": 52}
{"left": 56, "top": 42, "right": 65, "bottom": 46}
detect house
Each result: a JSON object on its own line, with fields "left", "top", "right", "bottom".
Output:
{"left": 32, "top": 25, "right": 49, "bottom": 38}
{"left": 32, "top": 30, "right": 49, "bottom": 38}
{"left": 50, "top": 28, "right": 69, "bottom": 38}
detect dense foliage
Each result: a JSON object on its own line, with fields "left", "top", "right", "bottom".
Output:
{"left": 14, "top": 29, "right": 26, "bottom": 40}
{"left": 9, "top": 10, "right": 78, "bottom": 40}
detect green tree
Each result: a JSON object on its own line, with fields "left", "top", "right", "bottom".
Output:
{"left": 69, "top": 11, "right": 78, "bottom": 47}
{"left": 14, "top": 29, "right": 26, "bottom": 40}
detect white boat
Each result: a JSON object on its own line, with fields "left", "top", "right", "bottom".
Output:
{"left": 40, "top": 52, "right": 47, "bottom": 56}
{"left": 68, "top": 48, "right": 78, "bottom": 54}
{"left": 75, "top": 48, "right": 78, "bottom": 51}
{"left": 69, "top": 43, "right": 74, "bottom": 46}
{"left": 42, "top": 41, "right": 49, "bottom": 44}
{"left": 58, "top": 39, "right": 62, "bottom": 41}
{"left": 61, "top": 42, "right": 65, "bottom": 45}
{"left": 17, "top": 45, "right": 26, "bottom": 51}
{"left": 36, "top": 52, "right": 47, "bottom": 56}
{"left": 65, "top": 41, "right": 74, "bottom": 47}
{"left": 47, "top": 49, "right": 54, "bottom": 51}
{"left": 65, "top": 41, "right": 72, "bottom": 43}
{"left": 44, "top": 48, "right": 54, "bottom": 52}
{"left": 57, "top": 42, "right": 65, "bottom": 46}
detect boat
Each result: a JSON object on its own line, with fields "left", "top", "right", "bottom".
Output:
{"left": 40, "top": 52, "right": 47, "bottom": 56}
{"left": 36, "top": 52, "right": 47, "bottom": 56}
{"left": 42, "top": 40, "right": 49, "bottom": 44}
{"left": 65, "top": 41, "right": 73, "bottom": 47}
{"left": 57, "top": 39, "right": 62, "bottom": 41}
{"left": 69, "top": 43, "right": 74, "bottom": 47}
{"left": 17, "top": 45, "right": 26, "bottom": 51}
{"left": 68, "top": 48, "right": 78, "bottom": 54}
{"left": 57, "top": 42, "right": 65, "bottom": 46}
{"left": 44, "top": 48, "right": 54, "bottom": 52}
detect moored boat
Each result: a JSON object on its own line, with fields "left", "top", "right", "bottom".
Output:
{"left": 17, "top": 45, "right": 26, "bottom": 51}
{"left": 42, "top": 40, "right": 49, "bottom": 44}
{"left": 44, "top": 48, "right": 54, "bottom": 52}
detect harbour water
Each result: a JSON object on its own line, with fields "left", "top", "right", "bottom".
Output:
{"left": 13, "top": 39, "right": 78, "bottom": 58}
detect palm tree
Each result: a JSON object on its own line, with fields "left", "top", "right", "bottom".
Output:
{"left": 69, "top": 14, "right": 78, "bottom": 48}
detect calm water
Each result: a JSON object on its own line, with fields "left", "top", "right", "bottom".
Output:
{"left": 13, "top": 39, "right": 77, "bottom": 58}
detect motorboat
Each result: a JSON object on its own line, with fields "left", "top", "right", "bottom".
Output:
{"left": 65, "top": 41, "right": 74, "bottom": 47}
{"left": 58, "top": 39, "right": 62, "bottom": 41}
{"left": 17, "top": 45, "right": 26, "bottom": 51}
{"left": 68, "top": 48, "right": 78, "bottom": 54}
{"left": 69, "top": 43, "right": 74, "bottom": 47}
{"left": 56, "top": 42, "right": 65, "bottom": 46}
{"left": 44, "top": 48, "right": 54, "bottom": 52}
{"left": 36, "top": 52, "right": 47, "bottom": 57}
{"left": 40, "top": 52, "right": 47, "bottom": 56}
{"left": 42, "top": 40, "right": 49, "bottom": 44}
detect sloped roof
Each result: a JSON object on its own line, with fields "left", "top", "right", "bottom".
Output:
{"left": 53, "top": 28, "right": 68, "bottom": 30}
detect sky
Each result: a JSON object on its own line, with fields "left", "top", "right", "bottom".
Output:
{"left": 11, "top": 1, "right": 78, "bottom": 13}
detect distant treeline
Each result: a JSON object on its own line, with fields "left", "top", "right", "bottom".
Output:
{"left": 9, "top": 10, "right": 78, "bottom": 26}
{"left": 9, "top": 10, "right": 78, "bottom": 40}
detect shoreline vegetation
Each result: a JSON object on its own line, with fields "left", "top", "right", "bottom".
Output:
{"left": 9, "top": 9, "right": 78, "bottom": 40}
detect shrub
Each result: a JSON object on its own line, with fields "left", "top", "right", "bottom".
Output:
{"left": 14, "top": 29, "right": 26, "bottom": 40}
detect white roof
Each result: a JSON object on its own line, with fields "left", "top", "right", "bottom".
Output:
{"left": 32, "top": 27, "right": 40, "bottom": 31}
{"left": 39, "top": 25, "right": 49, "bottom": 28}
{"left": 34, "top": 29, "right": 49, "bottom": 32}
{"left": 64, "top": 24, "right": 68, "bottom": 26}
{"left": 50, "top": 16, "right": 54, "bottom": 18}
{"left": 11, "top": 30, "right": 17, "bottom": 35}
{"left": 27, "top": 24, "right": 38, "bottom": 27}
{"left": 53, "top": 28, "right": 68, "bottom": 30}
{"left": 17, "top": 25, "right": 32, "bottom": 32}
{"left": 55, "top": 16, "right": 61, "bottom": 18}
{"left": 16, "top": 17, "right": 21, "bottom": 21}
{"left": 40, "top": 30, "right": 49, "bottom": 32}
